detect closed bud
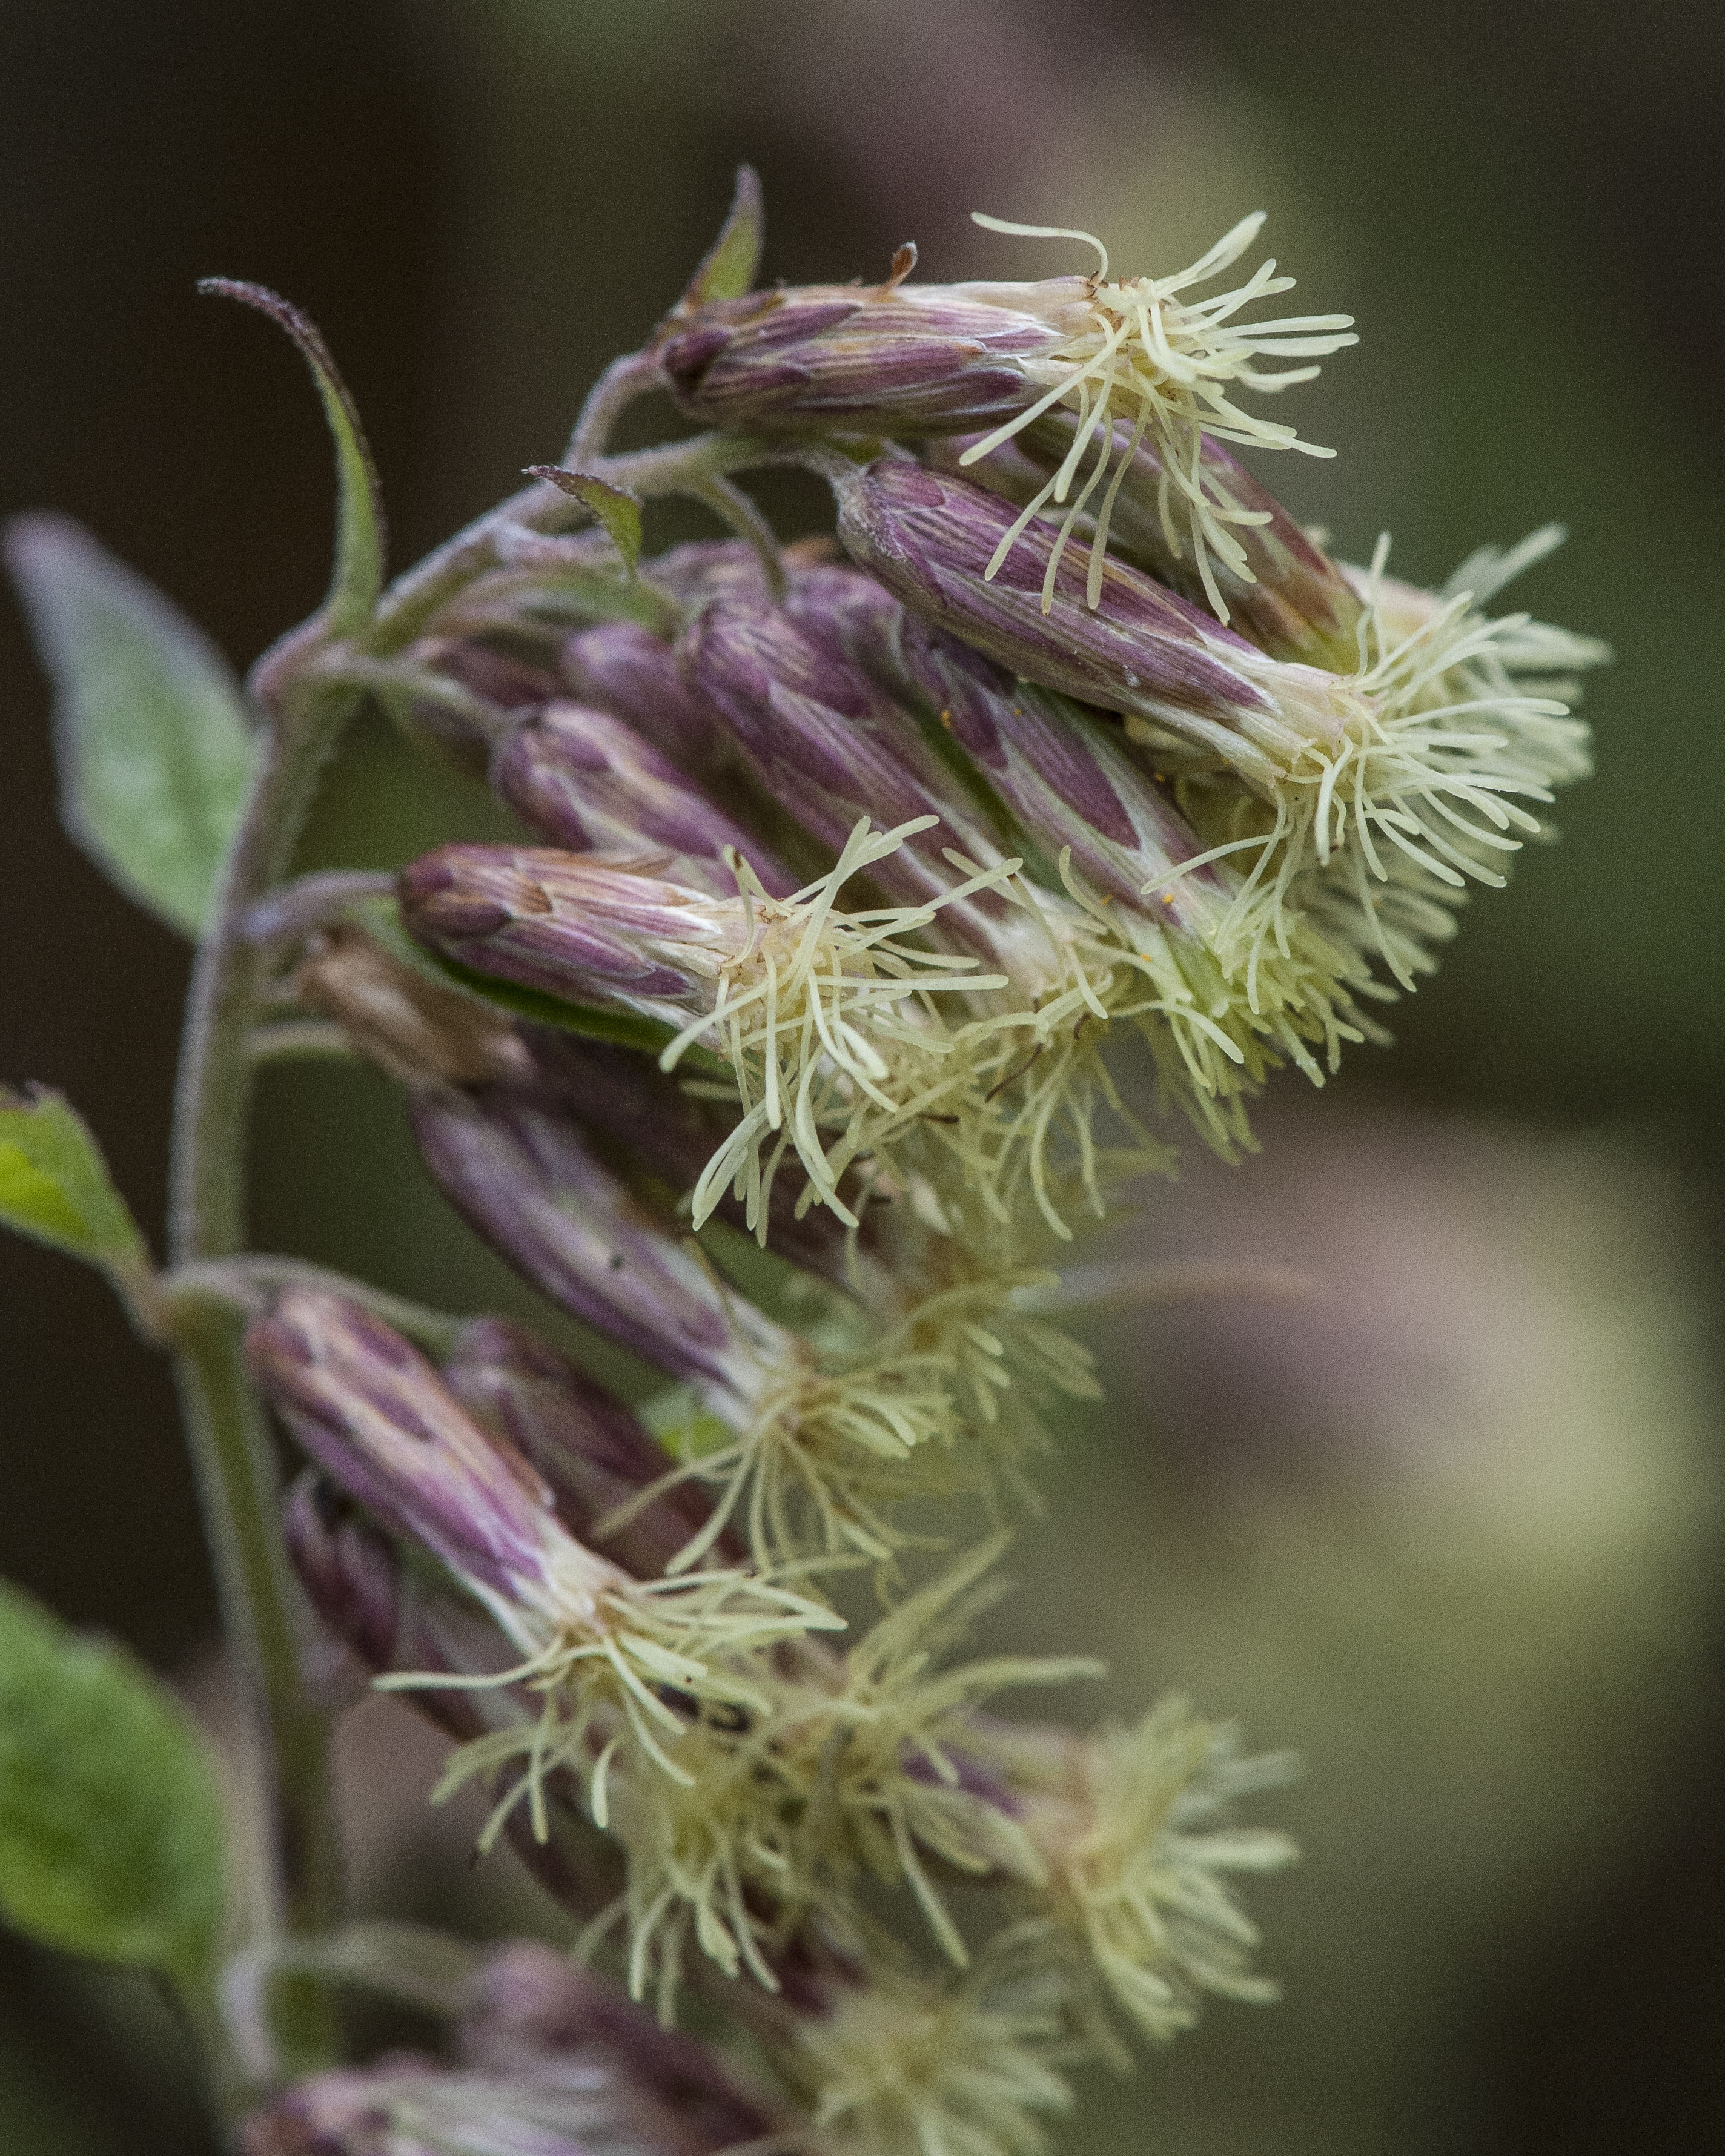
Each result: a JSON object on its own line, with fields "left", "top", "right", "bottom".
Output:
{"left": 250, "top": 1291, "right": 838, "bottom": 1845}
{"left": 936, "top": 413, "right": 1365, "bottom": 666}
{"left": 445, "top": 1317, "right": 747, "bottom": 1578}
{"left": 661, "top": 210, "right": 1351, "bottom": 589}
{"left": 832, "top": 460, "right": 1291, "bottom": 785}
{"left": 294, "top": 927, "right": 535, "bottom": 1089}
{"left": 399, "top": 831, "right": 1015, "bottom": 1235}
{"left": 408, "top": 1083, "right": 782, "bottom": 1425}
{"left": 560, "top": 618, "right": 723, "bottom": 772}
{"left": 398, "top": 846, "right": 717, "bottom": 1023}
{"left": 280, "top": 1470, "right": 509, "bottom": 1742}
{"left": 248, "top": 1289, "right": 559, "bottom": 1604}
{"left": 680, "top": 592, "right": 1012, "bottom": 921}
{"left": 491, "top": 700, "right": 797, "bottom": 899}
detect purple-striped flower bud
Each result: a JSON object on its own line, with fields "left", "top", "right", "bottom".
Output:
{"left": 242, "top": 2050, "right": 751, "bottom": 2156}
{"left": 399, "top": 832, "right": 1013, "bottom": 1234}
{"left": 248, "top": 1291, "right": 560, "bottom": 1606}
{"left": 294, "top": 928, "right": 536, "bottom": 1090}
{"left": 660, "top": 211, "right": 1351, "bottom": 589}
{"left": 934, "top": 414, "right": 1364, "bottom": 667}
{"left": 832, "top": 460, "right": 1360, "bottom": 795}
{"left": 394, "top": 637, "right": 563, "bottom": 779}
{"left": 658, "top": 277, "right": 1088, "bottom": 437}
{"left": 399, "top": 846, "right": 719, "bottom": 1027}
{"left": 251, "top": 1289, "right": 838, "bottom": 1840}
{"left": 560, "top": 619, "right": 723, "bottom": 772}
{"left": 407, "top": 1083, "right": 783, "bottom": 1426}
{"left": 491, "top": 701, "right": 797, "bottom": 899}
{"left": 459, "top": 1940, "right": 780, "bottom": 2151}
{"left": 281, "top": 1472, "right": 511, "bottom": 1742}
{"left": 444, "top": 1317, "right": 747, "bottom": 1579}
{"left": 679, "top": 592, "right": 1013, "bottom": 921}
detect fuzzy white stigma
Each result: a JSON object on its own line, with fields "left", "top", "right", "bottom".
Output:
{"left": 1002, "top": 1698, "right": 1297, "bottom": 2057}
{"left": 667, "top": 817, "right": 1014, "bottom": 1234}
{"left": 1142, "top": 534, "right": 1595, "bottom": 994}
{"left": 789, "top": 1963, "right": 1074, "bottom": 2156}
{"left": 962, "top": 211, "right": 1356, "bottom": 618}
{"left": 380, "top": 1537, "right": 841, "bottom": 1851}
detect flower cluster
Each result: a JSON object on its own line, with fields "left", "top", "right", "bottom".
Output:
{"left": 236, "top": 174, "right": 1599, "bottom": 2154}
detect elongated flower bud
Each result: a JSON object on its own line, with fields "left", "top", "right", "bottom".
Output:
{"left": 280, "top": 1471, "right": 510, "bottom": 1742}
{"left": 399, "top": 845, "right": 718, "bottom": 1024}
{"left": 935, "top": 414, "right": 1364, "bottom": 665}
{"left": 399, "top": 830, "right": 1015, "bottom": 1233}
{"left": 250, "top": 1290, "right": 559, "bottom": 1602}
{"left": 445, "top": 1316, "right": 747, "bottom": 1578}
{"left": 491, "top": 700, "right": 798, "bottom": 899}
{"left": 520, "top": 1028, "right": 874, "bottom": 1292}
{"left": 243, "top": 2049, "right": 752, "bottom": 2156}
{"left": 560, "top": 619, "right": 723, "bottom": 772}
{"left": 661, "top": 210, "right": 1351, "bottom": 595}
{"left": 459, "top": 1939, "right": 781, "bottom": 2151}
{"left": 407, "top": 1083, "right": 781, "bottom": 1424}
{"left": 660, "top": 279, "right": 1081, "bottom": 436}
{"left": 250, "top": 1289, "right": 839, "bottom": 1844}
{"left": 294, "top": 927, "right": 535, "bottom": 1089}
{"left": 832, "top": 459, "right": 1331, "bottom": 793}
{"left": 679, "top": 592, "right": 1017, "bottom": 923}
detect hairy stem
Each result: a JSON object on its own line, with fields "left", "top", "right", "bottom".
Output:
{"left": 167, "top": 674, "right": 359, "bottom": 2075}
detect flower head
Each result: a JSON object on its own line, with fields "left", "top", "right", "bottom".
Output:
{"left": 985, "top": 1697, "right": 1298, "bottom": 2056}
{"left": 956, "top": 211, "right": 1356, "bottom": 615}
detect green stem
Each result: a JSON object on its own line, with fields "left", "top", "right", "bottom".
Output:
{"left": 166, "top": 675, "right": 358, "bottom": 2075}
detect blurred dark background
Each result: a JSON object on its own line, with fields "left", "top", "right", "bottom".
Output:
{"left": 2, "top": 2, "right": 1722, "bottom": 2149}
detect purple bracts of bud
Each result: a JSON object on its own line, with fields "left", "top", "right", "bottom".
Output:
{"left": 956, "top": 415, "right": 1365, "bottom": 667}
{"left": 492, "top": 701, "right": 797, "bottom": 899}
{"left": 246, "top": 1290, "right": 554, "bottom": 1602}
{"left": 460, "top": 1941, "right": 780, "bottom": 2151}
{"left": 445, "top": 1317, "right": 746, "bottom": 1577}
{"left": 834, "top": 460, "right": 1291, "bottom": 789}
{"left": 398, "top": 845, "right": 714, "bottom": 1025}
{"left": 560, "top": 620, "right": 723, "bottom": 772}
{"left": 408, "top": 1084, "right": 778, "bottom": 1421}
{"left": 680, "top": 595, "right": 1010, "bottom": 920}
{"left": 280, "top": 1472, "right": 503, "bottom": 1743}
{"left": 858, "top": 604, "right": 1231, "bottom": 942}
{"left": 520, "top": 1028, "right": 858, "bottom": 1285}
{"left": 657, "top": 280, "right": 1091, "bottom": 437}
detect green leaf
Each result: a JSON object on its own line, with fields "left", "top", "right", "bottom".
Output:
{"left": 0, "top": 1087, "right": 147, "bottom": 1270}
{"left": 199, "top": 279, "right": 385, "bottom": 636}
{"left": 525, "top": 468, "right": 643, "bottom": 575}
{"left": 0, "top": 1581, "right": 225, "bottom": 1981}
{"left": 679, "top": 164, "right": 764, "bottom": 308}
{"left": 5, "top": 515, "right": 257, "bottom": 937}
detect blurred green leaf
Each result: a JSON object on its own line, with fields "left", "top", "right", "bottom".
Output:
{"left": 199, "top": 279, "right": 385, "bottom": 637}
{"left": 5, "top": 515, "right": 257, "bottom": 937}
{"left": 0, "top": 1088, "right": 147, "bottom": 1271}
{"left": 0, "top": 1581, "right": 225, "bottom": 1982}
{"left": 680, "top": 164, "right": 764, "bottom": 306}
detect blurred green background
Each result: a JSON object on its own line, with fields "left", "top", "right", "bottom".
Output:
{"left": 1, "top": 1, "right": 1722, "bottom": 2149}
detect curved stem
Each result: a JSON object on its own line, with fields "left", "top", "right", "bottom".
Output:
{"left": 565, "top": 347, "right": 663, "bottom": 464}
{"left": 167, "top": 677, "right": 359, "bottom": 2074}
